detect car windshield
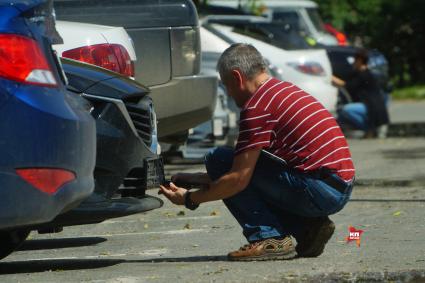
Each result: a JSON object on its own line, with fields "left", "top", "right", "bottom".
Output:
{"left": 258, "top": 23, "right": 312, "bottom": 50}
{"left": 232, "top": 23, "right": 313, "bottom": 50}
{"left": 271, "top": 10, "right": 306, "bottom": 31}
{"left": 306, "top": 8, "right": 326, "bottom": 33}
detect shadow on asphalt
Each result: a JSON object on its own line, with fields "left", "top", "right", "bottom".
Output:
{"left": 18, "top": 237, "right": 108, "bottom": 251}
{"left": 350, "top": 198, "right": 425, "bottom": 202}
{"left": 382, "top": 147, "right": 425, "bottom": 159}
{"left": 0, "top": 258, "right": 124, "bottom": 274}
{"left": 0, "top": 256, "right": 229, "bottom": 275}
{"left": 131, "top": 254, "right": 301, "bottom": 263}
{"left": 132, "top": 255, "right": 228, "bottom": 263}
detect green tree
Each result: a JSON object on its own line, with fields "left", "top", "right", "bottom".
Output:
{"left": 315, "top": 0, "right": 425, "bottom": 87}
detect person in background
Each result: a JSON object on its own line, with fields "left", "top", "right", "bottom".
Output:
{"left": 332, "top": 49, "right": 390, "bottom": 138}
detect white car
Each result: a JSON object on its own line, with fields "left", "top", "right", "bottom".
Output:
{"left": 54, "top": 21, "right": 137, "bottom": 78}
{"left": 200, "top": 26, "right": 275, "bottom": 139}
{"left": 200, "top": 26, "right": 234, "bottom": 136}
{"left": 208, "top": 0, "right": 338, "bottom": 46}
{"left": 205, "top": 23, "right": 338, "bottom": 113}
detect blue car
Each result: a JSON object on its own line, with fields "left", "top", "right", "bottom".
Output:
{"left": 0, "top": 0, "right": 96, "bottom": 259}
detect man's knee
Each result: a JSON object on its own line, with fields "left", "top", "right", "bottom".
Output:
{"left": 204, "top": 146, "right": 234, "bottom": 181}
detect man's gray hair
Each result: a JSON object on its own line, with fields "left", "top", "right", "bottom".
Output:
{"left": 217, "top": 43, "right": 267, "bottom": 80}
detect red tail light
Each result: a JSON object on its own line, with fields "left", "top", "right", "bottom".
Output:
{"left": 0, "top": 34, "right": 57, "bottom": 86}
{"left": 324, "top": 23, "right": 348, "bottom": 46}
{"left": 287, "top": 62, "right": 325, "bottom": 76}
{"left": 336, "top": 32, "right": 348, "bottom": 46}
{"left": 62, "top": 43, "right": 134, "bottom": 77}
{"left": 16, "top": 168, "right": 76, "bottom": 195}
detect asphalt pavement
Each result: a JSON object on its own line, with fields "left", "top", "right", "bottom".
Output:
{"left": 1, "top": 101, "right": 424, "bottom": 282}
{"left": 0, "top": 136, "right": 424, "bottom": 283}
{"left": 388, "top": 101, "right": 425, "bottom": 137}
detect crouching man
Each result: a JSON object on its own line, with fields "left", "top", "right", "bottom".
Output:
{"left": 160, "top": 44, "right": 355, "bottom": 261}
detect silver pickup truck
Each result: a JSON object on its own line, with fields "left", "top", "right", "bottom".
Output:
{"left": 54, "top": 0, "right": 217, "bottom": 143}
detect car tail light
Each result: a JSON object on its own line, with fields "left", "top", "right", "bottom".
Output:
{"left": 324, "top": 23, "right": 348, "bottom": 46}
{"left": 170, "top": 27, "right": 201, "bottom": 76}
{"left": 0, "top": 34, "right": 57, "bottom": 86}
{"left": 287, "top": 62, "right": 325, "bottom": 76}
{"left": 62, "top": 44, "right": 134, "bottom": 77}
{"left": 16, "top": 168, "right": 76, "bottom": 195}
{"left": 336, "top": 32, "right": 348, "bottom": 46}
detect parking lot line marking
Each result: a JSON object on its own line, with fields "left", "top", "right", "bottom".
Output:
{"left": 8, "top": 256, "right": 79, "bottom": 262}
{"left": 10, "top": 248, "right": 169, "bottom": 262}
{"left": 84, "top": 254, "right": 127, "bottom": 259}
{"left": 102, "top": 215, "right": 218, "bottom": 225}
{"left": 92, "top": 228, "right": 207, "bottom": 238}
{"left": 136, "top": 248, "right": 168, "bottom": 256}
{"left": 9, "top": 249, "right": 170, "bottom": 262}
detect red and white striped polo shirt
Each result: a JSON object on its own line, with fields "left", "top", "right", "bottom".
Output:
{"left": 235, "top": 77, "right": 355, "bottom": 182}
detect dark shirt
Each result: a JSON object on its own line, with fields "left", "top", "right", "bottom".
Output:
{"left": 346, "top": 69, "right": 390, "bottom": 129}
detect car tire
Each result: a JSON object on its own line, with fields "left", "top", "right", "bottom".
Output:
{"left": 0, "top": 229, "right": 30, "bottom": 260}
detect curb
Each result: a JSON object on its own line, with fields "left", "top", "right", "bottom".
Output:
{"left": 388, "top": 122, "right": 425, "bottom": 137}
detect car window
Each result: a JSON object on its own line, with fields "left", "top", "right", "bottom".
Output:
{"left": 232, "top": 23, "right": 312, "bottom": 51}
{"left": 271, "top": 10, "right": 307, "bottom": 31}
{"left": 306, "top": 8, "right": 326, "bottom": 33}
{"left": 235, "top": 26, "right": 271, "bottom": 42}
{"left": 327, "top": 51, "right": 354, "bottom": 78}
{"left": 257, "top": 24, "right": 312, "bottom": 50}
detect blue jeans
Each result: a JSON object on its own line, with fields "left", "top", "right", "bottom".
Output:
{"left": 338, "top": 93, "right": 391, "bottom": 131}
{"left": 338, "top": 102, "right": 368, "bottom": 131}
{"left": 205, "top": 147, "right": 353, "bottom": 243}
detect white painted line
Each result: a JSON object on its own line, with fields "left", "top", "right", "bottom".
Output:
{"left": 103, "top": 220, "right": 139, "bottom": 224}
{"left": 8, "top": 256, "right": 78, "bottom": 262}
{"left": 10, "top": 249, "right": 169, "bottom": 262}
{"left": 93, "top": 228, "right": 207, "bottom": 238}
{"left": 102, "top": 215, "right": 218, "bottom": 225}
{"left": 137, "top": 248, "right": 168, "bottom": 256}
{"left": 172, "top": 216, "right": 219, "bottom": 221}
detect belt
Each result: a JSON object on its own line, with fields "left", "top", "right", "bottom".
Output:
{"left": 309, "top": 168, "right": 353, "bottom": 194}
{"left": 320, "top": 175, "right": 353, "bottom": 194}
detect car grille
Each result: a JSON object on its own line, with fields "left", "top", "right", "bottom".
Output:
{"left": 125, "top": 98, "right": 153, "bottom": 146}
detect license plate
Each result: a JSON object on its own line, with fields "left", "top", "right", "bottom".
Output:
{"left": 144, "top": 157, "right": 165, "bottom": 188}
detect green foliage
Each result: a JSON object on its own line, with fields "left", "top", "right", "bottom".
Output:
{"left": 392, "top": 85, "right": 425, "bottom": 100}
{"left": 315, "top": 0, "right": 425, "bottom": 87}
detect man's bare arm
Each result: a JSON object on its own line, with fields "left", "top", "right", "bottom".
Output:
{"left": 332, "top": 75, "right": 346, "bottom": 87}
{"left": 171, "top": 172, "right": 211, "bottom": 185}
{"left": 190, "top": 148, "right": 261, "bottom": 204}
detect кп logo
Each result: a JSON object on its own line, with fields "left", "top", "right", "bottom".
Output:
{"left": 345, "top": 226, "right": 364, "bottom": 247}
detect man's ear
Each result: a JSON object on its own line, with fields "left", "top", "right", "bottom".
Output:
{"left": 231, "top": 69, "right": 244, "bottom": 89}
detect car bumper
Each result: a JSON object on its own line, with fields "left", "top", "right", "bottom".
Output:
{"left": 149, "top": 74, "right": 218, "bottom": 139}
{"left": 0, "top": 172, "right": 94, "bottom": 230}
{"left": 0, "top": 83, "right": 96, "bottom": 229}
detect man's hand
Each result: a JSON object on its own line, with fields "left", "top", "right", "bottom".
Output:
{"left": 159, "top": 182, "right": 187, "bottom": 205}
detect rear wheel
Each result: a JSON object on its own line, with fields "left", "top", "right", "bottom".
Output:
{"left": 0, "top": 229, "right": 30, "bottom": 260}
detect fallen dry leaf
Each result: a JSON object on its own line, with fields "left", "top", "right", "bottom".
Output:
{"left": 163, "top": 212, "right": 175, "bottom": 217}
